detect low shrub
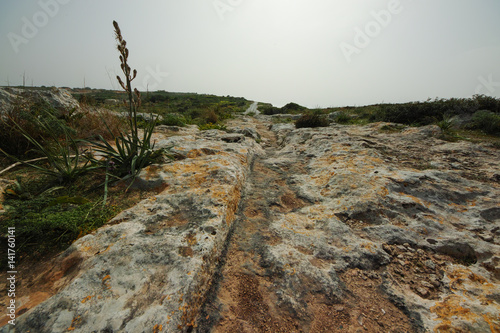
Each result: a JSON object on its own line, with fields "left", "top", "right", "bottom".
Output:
{"left": 281, "top": 102, "right": 306, "bottom": 113}
{"left": 295, "top": 114, "right": 329, "bottom": 128}
{"left": 471, "top": 110, "right": 500, "bottom": 135}
{"left": 435, "top": 114, "right": 455, "bottom": 133}
{"left": 204, "top": 110, "right": 219, "bottom": 124}
{"left": 335, "top": 112, "right": 351, "bottom": 124}
{"left": 158, "top": 114, "right": 186, "bottom": 127}
{"left": 259, "top": 104, "right": 281, "bottom": 115}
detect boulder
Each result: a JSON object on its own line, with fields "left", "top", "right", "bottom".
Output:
{"left": 0, "top": 87, "right": 79, "bottom": 115}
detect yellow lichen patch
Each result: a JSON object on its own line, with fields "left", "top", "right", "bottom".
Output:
{"left": 284, "top": 263, "right": 296, "bottom": 276}
{"left": 398, "top": 192, "right": 431, "bottom": 208}
{"left": 361, "top": 242, "right": 376, "bottom": 254}
{"left": 377, "top": 187, "right": 389, "bottom": 197}
{"left": 422, "top": 214, "right": 445, "bottom": 225}
{"left": 185, "top": 233, "right": 198, "bottom": 246}
{"left": 431, "top": 267, "right": 500, "bottom": 332}
{"left": 448, "top": 202, "right": 468, "bottom": 213}
{"left": 102, "top": 275, "right": 112, "bottom": 290}
{"left": 280, "top": 213, "right": 313, "bottom": 236}
{"left": 81, "top": 295, "right": 92, "bottom": 304}
{"left": 187, "top": 149, "right": 204, "bottom": 158}
{"left": 153, "top": 324, "right": 163, "bottom": 332}
{"left": 67, "top": 315, "right": 82, "bottom": 331}
{"left": 447, "top": 267, "right": 495, "bottom": 294}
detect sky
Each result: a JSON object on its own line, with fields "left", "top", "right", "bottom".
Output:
{"left": 1, "top": 0, "right": 499, "bottom": 108}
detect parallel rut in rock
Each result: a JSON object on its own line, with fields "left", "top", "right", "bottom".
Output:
{"left": 195, "top": 119, "right": 416, "bottom": 333}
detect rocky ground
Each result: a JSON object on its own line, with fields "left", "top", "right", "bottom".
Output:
{"left": 1, "top": 113, "right": 499, "bottom": 332}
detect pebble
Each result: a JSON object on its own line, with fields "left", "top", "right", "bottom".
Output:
{"left": 424, "top": 260, "right": 436, "bottom": 270}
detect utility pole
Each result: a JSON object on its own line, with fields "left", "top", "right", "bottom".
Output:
{"left": 23, "top": 71, "right": 26, "bottom": 87}
{"left": 84, "top": 76, "right": 86, "bottom": 89}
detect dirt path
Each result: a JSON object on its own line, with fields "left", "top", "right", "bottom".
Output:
{"left": 195, "top": 117, "right": 416, "bottom": 332}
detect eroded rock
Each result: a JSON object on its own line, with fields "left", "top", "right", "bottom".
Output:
{"left": 2, "top": 118, "right": 499, "bottom": 333}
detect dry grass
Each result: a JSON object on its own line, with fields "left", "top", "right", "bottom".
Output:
{"left": 67, "top": 106, "right": 127, "bottom": 140}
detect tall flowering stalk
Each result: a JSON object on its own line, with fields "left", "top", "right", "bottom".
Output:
{"left": 113, "top": 20, "right": 141, "bottom": 142}
{"left": 87, "top": 21, "right": 160, "bottom": 196}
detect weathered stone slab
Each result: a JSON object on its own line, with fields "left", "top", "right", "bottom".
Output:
{"left": 1, "top": 131, "right": 263, "bottom": 333}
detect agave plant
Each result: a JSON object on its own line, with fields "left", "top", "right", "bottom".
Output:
{"left": 0, "top": 111, "right": 97, "bottom": 184}
{"left": 86, "top": 21, "right": 161, "bottom": 194}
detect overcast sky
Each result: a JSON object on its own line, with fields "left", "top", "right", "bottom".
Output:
{"left": 1, "top": 0, "right": 499, "bottom": 108}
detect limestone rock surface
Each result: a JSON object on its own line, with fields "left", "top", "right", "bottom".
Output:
{"left": 1, "top": 116, "right": 499, "bottom": 333}
{"left": 0, "top": 87, "right": 79, "bottom": 114}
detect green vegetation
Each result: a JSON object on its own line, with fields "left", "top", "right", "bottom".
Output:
{"left": 295, "top": 113, "right": 329, "bottom": 128}
{"left": 325, "top": 95, "right": 500, "bottom": 138}
{"left": 74, "top": 90, "right": 250, "bottom": 128}
{"left": 1, "top": 175, "right": 118, "bottom": 267}
{"left": 2, "top": 110, "right": 97, "bottom": 184}
{"left": 259, "top": 102, "right": 307, "bottom": 115}
{"left": 470, "top": 110, "right": 500, "bottom": 135}
{"left": 87, "top": 21, "right": 164, "bottom": 192}
{"left": 198, "top": 123, "right": 227, "bottom": 131}
{"left": 0, "top": 21, "right": 171, "bottom": 268}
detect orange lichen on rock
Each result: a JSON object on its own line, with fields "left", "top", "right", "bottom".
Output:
{"left": 431, "top": 267, "right": 500, "bottom": 332}
{"left": 81, "top": 295, "right": 92, "bottom": 303}
{"left": 67, "top": 315, "right": 82, "bottom": 331}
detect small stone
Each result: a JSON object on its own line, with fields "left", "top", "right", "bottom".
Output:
{"left": 478, "top": 232, "right": 494, "bottom": 242}
{"left": 415, "top": 287, "right": 430, "bottom": 298}
{"left": 424, "top": 260, "right": 436, "bottom": 270}
{"left": 420, "top": 281, "right": 434, "bottom": 289}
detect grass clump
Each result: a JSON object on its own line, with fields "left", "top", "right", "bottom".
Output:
{"left": 379, "top": 124, "right": 406, "bottom": 133}
{"left": 335, "top": 112, "right": 351, "bottom": 124}
{"left": 0, "top": 175, "right": 118, "bottom": 269}
{"left": 198, "top": 123, "right": 227, "bottom": 131}
{"left": 295, "top": 113, "right": 329, "bottom": 128}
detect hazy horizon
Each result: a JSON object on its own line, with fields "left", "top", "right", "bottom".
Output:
{"left": 1, "top": 0, "right": 500, "bottom": 108}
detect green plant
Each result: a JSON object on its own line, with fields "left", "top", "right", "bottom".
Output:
{"left": 0, "top": 98, "right": 72, "bottom": 157}
{"left": 1, "top": 111, "right": 96, "bottom": 184}
{"left": 335, "top": 112, "right": 351, "bottom": 124}
{"left": 198, "top": 123, "right": 227, "bottom": 131}
{"left": 0, "top": 193, "right": 117, "bottom": 267}
{"left": 87, "top": 21, "right": 160, "bottom": 188}
{"left": 158, "top": 114, "right": 186, "bottom": 127}
{"left": 379, "top": 124, "right": 406, "bottom": 133}
{"left": 435, "top": 114, "right": 455, "bottom": 133}
{"left": 204, "top": 109, "right": 219, "bottom": 124}
{"left": 295, "top": 114, "right": 329, "bottom": 128}
{"left": 471, "top": 110, "right": 500, "bottom": 135}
